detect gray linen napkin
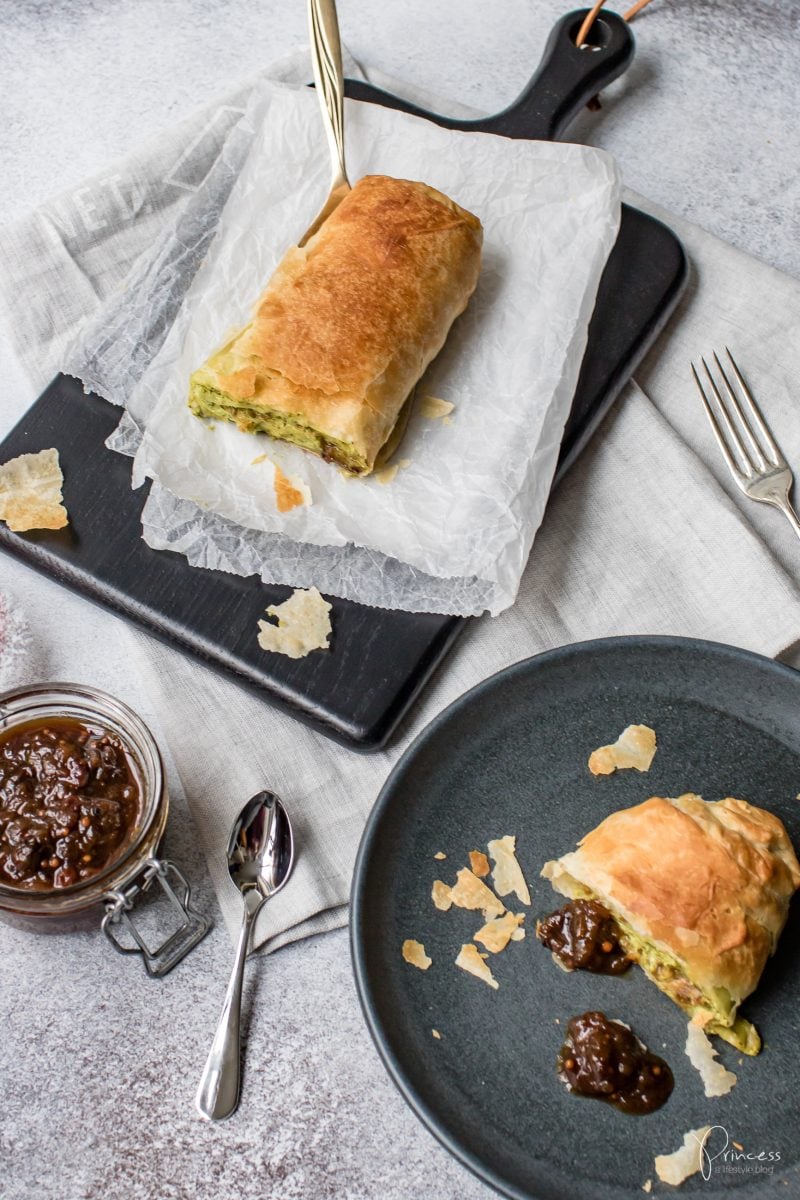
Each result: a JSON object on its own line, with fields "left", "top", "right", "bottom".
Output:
{"left": 128, "top": 374, "right": 800, "bottom": 950}
{"left": 1, "top": 57, "right": 799, "bottom": 950}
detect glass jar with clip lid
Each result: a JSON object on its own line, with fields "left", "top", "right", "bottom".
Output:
{"left": 0, "top": 681, "right": 209, "bottom": 975}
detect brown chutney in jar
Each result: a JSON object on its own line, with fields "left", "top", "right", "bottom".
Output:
{"left": 0, "top": 716, "right": 142, "bottom": 890}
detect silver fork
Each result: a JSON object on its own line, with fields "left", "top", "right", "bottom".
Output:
{"left": 298, "top": 0, "right": 351, "bottom": 248}
{"left": 691, "top": 347, "right": 800, "bottom": 541}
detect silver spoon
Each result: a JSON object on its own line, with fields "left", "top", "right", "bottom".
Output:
{"left": 195, "top": 791, "right": 294, "bottom": 1121}
{"left": 297, "top": 0, "right": 351, "bottom": 247}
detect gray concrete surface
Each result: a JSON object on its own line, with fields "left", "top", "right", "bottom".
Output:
{"left": 0, "top": 3, "right": 798, "bottom": 1198}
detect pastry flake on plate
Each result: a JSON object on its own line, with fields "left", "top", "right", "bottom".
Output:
{"left": 488, "top": 835, "right": 531, "bottom": 905}
{"left": 654, "top": 1126, "right": 711, "bottom": 1186}
{"left": 541, "top": 793, "right": 800, "bottom": 1054}
{"left": 448, "top": 867, "right": 505, "bottom": 918}
{"left": 684, "top": 1017, "right": 737, "bottom": 1096}
{"left": 468, "top": 850, "right": 490, "bottom": 878}
{"left": 455, "top": 943, "right": 499, "bottom": 989}
{"left": 402, "top": 939, "right": 431, "bottom": 970}
{"left": 431, "top": 880, "right": 453, "bottom": 911}
{"left": 588, "top": 723, "right": 656, "bottom": 775}
{"left": 473, "top": 911, "right": 525, "bottom": 953}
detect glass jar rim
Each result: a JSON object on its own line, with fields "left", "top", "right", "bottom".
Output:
{"left": 0, "top": 681, "right": 165, "bottom": 903}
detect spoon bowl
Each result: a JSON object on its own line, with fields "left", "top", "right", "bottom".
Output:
{"left": 227, "top": 791, "right": 294, "bottom": 900}
{"left": 195, "top": 791, "right": 294, "bottom": 1121}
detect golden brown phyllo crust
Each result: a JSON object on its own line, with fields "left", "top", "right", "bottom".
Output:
{"left": 189, "top": 174, "right": 483, "bottom": 475}
{"left": 542, "top": 794, "right": 800, "bottom": 1053}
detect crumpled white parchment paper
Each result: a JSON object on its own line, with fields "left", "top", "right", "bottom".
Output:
{"left": 85, "top": 79, "right": 621, "bottom": 615}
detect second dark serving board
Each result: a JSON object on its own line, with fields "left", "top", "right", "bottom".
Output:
{"left": 0, "top": 10, "right": 687, "bottom": 748}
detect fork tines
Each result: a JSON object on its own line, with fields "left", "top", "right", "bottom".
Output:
{"left": 691, "top": 347, "right": 786, "bottom": 481}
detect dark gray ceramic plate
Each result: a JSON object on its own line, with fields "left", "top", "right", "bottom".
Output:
{"left": 350, "top": 637, "right": 800, "bottom": 1199}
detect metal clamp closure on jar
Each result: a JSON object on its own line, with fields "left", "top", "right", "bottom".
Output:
{"left": 102, "top": 857, "right": 210, "bottom": 977}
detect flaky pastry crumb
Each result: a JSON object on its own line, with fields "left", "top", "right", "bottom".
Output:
{"left": 402, "top": 940, "right": 432, "bottom": 970}
{"left": 0, "top": 448, "right": 68, "bottom": 532}
{"left": 588, "top": 724, "right": 656, "bottom": 775}
{"left": 449, "top": 868, "right": 505, "bottom": 918}
{"left": 256, "top": 587, "right": 332, "bottom": 659}
{"left": 455, "top": 943, "right": 499, "bottom": 989}
{"left": 273, "top": 463, "right": 311, "bottom": 512}
{"left": 685, "top": 1018, "right": 737, "bottom": 1096}
{"left": 469, "top": 850, "right": 490, "bottom": 877}
{"left": 654, "top": 1127, "right": 711, "bottom": 1186}
{"left": 488, "top": 836, "right": 531, "bottom": 905}
{"left": 473, "top": 912, "right": 525, "bottom": 953}
{"left": 420, "top": 395, "right": 455, "bottom": 420}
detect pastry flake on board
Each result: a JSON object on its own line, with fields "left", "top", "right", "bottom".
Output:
{"left": 0, "top": 449, "right": 68, "bottom": 532}
{"left": 256, "top": 586, "right": 332, "bottom": 659}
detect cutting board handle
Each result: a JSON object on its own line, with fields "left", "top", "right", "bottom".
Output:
{"left": 343, "top": 8, "right": 634, "bottom": 142}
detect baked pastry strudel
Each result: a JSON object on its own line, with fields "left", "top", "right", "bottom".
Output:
{"left": 542, "top": 793, "right": 800, "bottom": 1054}
{"left": 189, "top": 174, "right": 483, "bottom": 475}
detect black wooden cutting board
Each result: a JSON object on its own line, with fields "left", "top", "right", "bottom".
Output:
{"left": 0, "top": 10, "right": 687, "bottom": 749}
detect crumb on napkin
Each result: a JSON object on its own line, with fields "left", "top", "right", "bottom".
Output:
{"left": 402, "top": 940, "right": 431, "bottom": 970}
{"left": 256, "top": 586, "right": 332, "bottom": 659}
{"left": 433, "top": 851, "right": 447, "bottom": 861}
{"left": 589, "top": 724, "right": 657, "bottom": 775}
{"left": 0, "top": 449, "right": 68, "bottom": 533}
